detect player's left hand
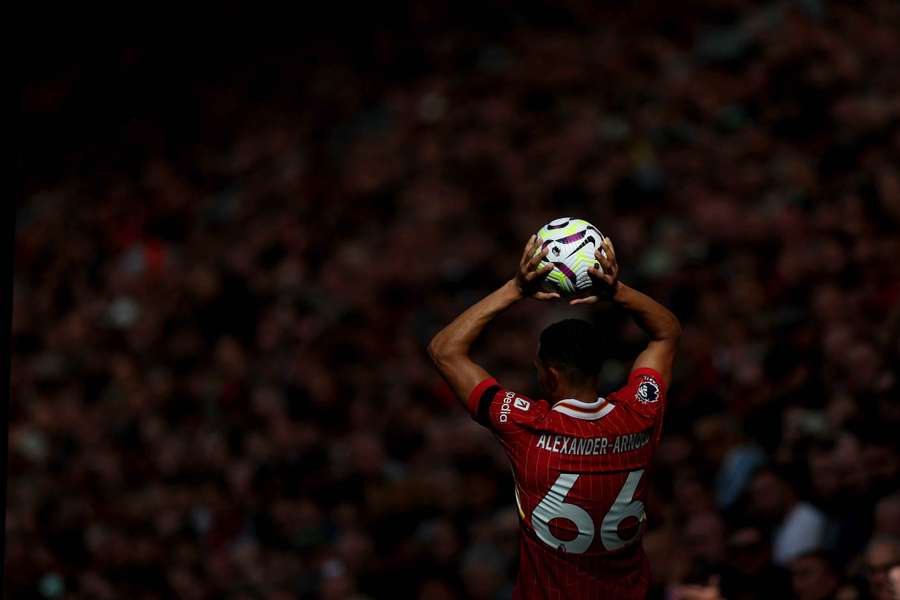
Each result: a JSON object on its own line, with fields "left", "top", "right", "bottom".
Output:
{"left": 570, "top": 236, "right": 620, "bottom": 305}
{"left": 515, "top": 235, "right": 560, "bottom": 301}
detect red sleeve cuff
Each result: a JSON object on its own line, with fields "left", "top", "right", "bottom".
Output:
{"left": 467, "top": 377, "right": 498, "bottom": 416}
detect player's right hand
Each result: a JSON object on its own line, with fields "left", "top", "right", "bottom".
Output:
{"left": 571, "top": 236, "right": 620, "bottom": 305}
{"left": 515, "top": 235, "right": 560, "bottom": 301}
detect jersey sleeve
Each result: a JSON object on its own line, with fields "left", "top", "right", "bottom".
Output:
{"left": 607, "top": 367, "right": 667, "bottom": 419}
{"left": 466, "top": 377, "right": 546, "bottom": 435}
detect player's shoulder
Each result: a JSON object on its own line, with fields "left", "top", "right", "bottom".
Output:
{"left": 607, "top": 367, "right": 666, "bottom": 416}
{"left": 467, "top": 377, "right": 549, "bottom": 432}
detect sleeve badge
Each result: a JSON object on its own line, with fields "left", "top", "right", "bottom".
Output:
{"left": 635, "top": 376, "right": 660, "bottom": 404}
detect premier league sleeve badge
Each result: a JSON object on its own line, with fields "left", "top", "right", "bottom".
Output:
{"left": 635, "top": 376, "right": 660, "bottom": 404}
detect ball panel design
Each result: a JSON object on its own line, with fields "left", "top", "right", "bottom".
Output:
{"left": 534, "top": 217, "right": 606, "bottom": 298}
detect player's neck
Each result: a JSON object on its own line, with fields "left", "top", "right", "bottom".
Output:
{"left": 551, "top": 384, "right": 599, "bottom": 405}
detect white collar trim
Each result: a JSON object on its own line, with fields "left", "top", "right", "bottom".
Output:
{"left": 551, "top": 397, "right": 616, "bottom": 420}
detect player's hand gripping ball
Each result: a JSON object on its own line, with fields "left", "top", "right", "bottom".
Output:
{"left": 534, "top": 217, "right": 607, "bottom": 298}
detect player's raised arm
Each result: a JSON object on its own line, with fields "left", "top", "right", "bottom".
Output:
{"left": 572, "top": 237, "right": 681, "bottom": 387}
{"left": 428, "top": 235, "right": 559, "bottom": 403}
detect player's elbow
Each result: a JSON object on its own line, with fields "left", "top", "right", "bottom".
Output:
{"left": 427, "top": 332, "right": 454, "bottom": 364}
{"left": 656, "top": 312, "right": 682, "bottom": 342}
{"left": 668, "top": 315, "right": 683, "bottom": 340}
{"left": 428, "top": 330, "right": 468, "bottom": 367}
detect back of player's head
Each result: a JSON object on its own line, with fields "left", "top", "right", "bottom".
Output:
{"left": 538, "top": 319, "right": 603, "bottom": 382}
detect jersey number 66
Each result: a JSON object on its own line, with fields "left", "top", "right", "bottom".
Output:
{"left": 530, "top": 470, "right": 646, "bottom": 554}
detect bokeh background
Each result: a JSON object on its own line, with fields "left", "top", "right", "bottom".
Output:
{"left": 11, "top": 1, "right": 900, "bottom": 599}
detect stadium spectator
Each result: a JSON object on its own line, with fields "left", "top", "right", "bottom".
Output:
{"left": 877, "top": 495, "right": 900, "bottom": 538}
{"left": 747, "top": 466, "right": 830, "bottom": 565}
{"left": 866, "top": 537, "right": 900, "bottom": 600}
{"left": 788, "top": 551, "right": 844, "bottom": 600}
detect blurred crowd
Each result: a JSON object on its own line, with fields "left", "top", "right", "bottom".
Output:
{"left": 11, "top": 1, "right": 900, "bottom": 598}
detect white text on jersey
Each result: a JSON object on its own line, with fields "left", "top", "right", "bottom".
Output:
{"left": 535, "top": 430, "right": 652, "bottom": 456}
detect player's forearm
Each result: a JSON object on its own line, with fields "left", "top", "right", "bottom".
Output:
{"left": 612, "top": 282, "right": 681, "bottom": 341}
{"left": 428, "top": 279, "right": 522, "bottom": 359}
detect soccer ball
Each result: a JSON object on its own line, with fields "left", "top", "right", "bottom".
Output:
{"left": 535, "top": 217, "right": 606, "bottom": 297}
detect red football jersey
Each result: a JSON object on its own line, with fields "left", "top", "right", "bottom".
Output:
{"left": 465, "top": 368, "right": 667, "bottom": 600}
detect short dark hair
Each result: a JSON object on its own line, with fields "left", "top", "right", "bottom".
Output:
{"left": 538, "top": 319, "right": 603, "bottom": 380}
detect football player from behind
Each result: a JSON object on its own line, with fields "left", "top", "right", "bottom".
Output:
{"left": 428, "top": 235, "right": 680, "bottom": 599}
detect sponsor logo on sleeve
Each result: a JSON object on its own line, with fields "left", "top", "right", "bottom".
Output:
{"left": 499, "top": 392, "right": 530, "bottom": 422}
{"left": 635, "top": 376, "right": 660, "bottom": 404}
{"left": 499, "top": 392, "right": 514, "bottom": 422}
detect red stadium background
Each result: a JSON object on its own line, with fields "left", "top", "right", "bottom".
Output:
{"left": 12, "top": 2, "right": 900, "bottom": 598}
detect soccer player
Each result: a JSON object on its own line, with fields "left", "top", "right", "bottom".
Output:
{"left": 428, "top": 234, "right": 681, "bottom": 599}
